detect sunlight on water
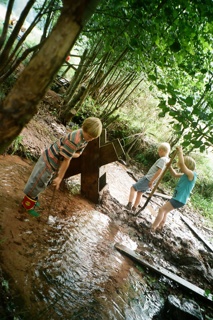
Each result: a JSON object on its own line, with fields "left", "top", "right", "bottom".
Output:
{"left": 28, "top": 210, "right": 162, "bottom": 319}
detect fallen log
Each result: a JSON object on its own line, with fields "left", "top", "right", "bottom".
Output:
{"left": 181, "top": 215, "right": 213, "bottom": 253}
{"left": 115, "top": 243, "right": 213, "bottom": 304}
{"left": 146, "top": 191, "right": 171, "bottom": 200}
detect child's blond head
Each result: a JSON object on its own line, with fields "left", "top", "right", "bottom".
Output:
{"left": 184, "top": 156, "right": 196, "bottom": 170}
{"left": 82, "top": 117, "right": 102, "bottom": 138}
{"left": 158, "top": 142, "right": 171, "bottom": 155}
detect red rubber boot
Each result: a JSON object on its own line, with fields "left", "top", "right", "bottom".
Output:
{"left": 22, "top": 195, "right": 40, "bottom": 217}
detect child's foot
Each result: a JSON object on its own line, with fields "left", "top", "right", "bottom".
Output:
{"left": 132, "top": 206, "right": 137, "bottom": 215}
{"left": 150, "top": 227, "right": 156, "bottom": 234}
{"left": 21, "top": 195, "right": 40, "bottom": 217}
{"left": 28, "top": 209, "right": 40, "bottom": 217}
{"left": 17, "top": 205, "right": 40, "bottom": 219}
{"left": 156, "top": 226, "right": 163, "bottom": 232}
{"left": 125, "top": 202, "right": 132, "bottom": 210}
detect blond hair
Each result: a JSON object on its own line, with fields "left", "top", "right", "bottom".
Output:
{"left": 184, "top": 156, "right": 196, "bottom": 170}
{"left": 158, "top": 142, "right": 171, "bottom": 155}
{"left": 82, "top": 117, "right": 102, "bottom": 138}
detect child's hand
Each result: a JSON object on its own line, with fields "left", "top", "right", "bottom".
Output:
{"left": 176, "top": 146, "right": 183, "bottom": 153}
{"left": 52, "top": 176, "right": 62, "bottom": 190}
{"left": 148, "top": 181, "right": 153, "bottom": 188}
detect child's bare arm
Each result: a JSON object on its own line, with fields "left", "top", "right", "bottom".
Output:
{"left": 72, "top": 152, "right": 81, "bottom": 158}
{"left": 53, "top": 157, "right": 71, "bottom": 189}
{"left": 177, "top": 146, "right": 194, "bottom": 181}
{"left": 148, "top": 168, "right": 162, "bottom": 188}
{"left": 169, "top": 165, "right": 183, "bottom": 178}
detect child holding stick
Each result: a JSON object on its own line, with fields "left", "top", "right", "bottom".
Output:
{"left": 151, "top": 146, "right": 197, "bottom": 232}
{"left": 126, "top": 142, "right": 171, "bottom": 213}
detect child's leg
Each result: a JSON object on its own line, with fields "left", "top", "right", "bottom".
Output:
{"left": 23, "top": 154, "right": 53, "bottom": 199}
{"left": 128, "top": 186, "right": 136, "bottom": 203}
{"left": 126, "top": 186, "right": 137, "bottom": 209}
{"left": 151, "top": 201, "right": 174, "bottom": 231}
{"left": 158, "top": 212, "right": 169, "bottom": 229}
{"left": 133, "top": 191, "right": 143, "bottom": 209}
{"left": 22, "top": 154, "right": 54, "bottom": 214}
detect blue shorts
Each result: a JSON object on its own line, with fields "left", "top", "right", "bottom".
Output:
{"left": 169, "top": 198, "right": 184, "bottom": 209}
{"left": 133, "top": 177, "right": 150, "bottom": 193}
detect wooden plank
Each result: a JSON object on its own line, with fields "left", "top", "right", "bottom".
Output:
{"left": 100, "top": 129, "right": 107, "bottom": 146}
{"left": 146, "top": 191, "right": 171, "bottom": 200}
{"left": 115, "top": 243, "right": 213, "bottom": 303}
{"left": 181, "top": 216, "right": 213, "bottom": 253}
{"left": 99, "top": 172, "right": 106, "bottom": 191}
{"left": 112, "top": 139, "right": 125, "bottom": 158}
{"left": 63, "top": 157, "right": 81, "bottom": 179}
{"left": 81, "top": 139, "right": 100, "bottom": 203}
{"left": 99, "top": 143, "right": 118, "bottom": 166}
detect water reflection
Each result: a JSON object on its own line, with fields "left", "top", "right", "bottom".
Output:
{"left": 23, "top": 210, "right": 162, "bottom": 319}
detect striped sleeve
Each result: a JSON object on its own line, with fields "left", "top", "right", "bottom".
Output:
{"left": 60, "top": 129, "right": 87, "bottom": 159}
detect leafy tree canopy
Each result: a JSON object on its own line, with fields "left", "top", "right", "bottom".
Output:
{"left": 80, "top": 0, "right": 213, "bottom": 150}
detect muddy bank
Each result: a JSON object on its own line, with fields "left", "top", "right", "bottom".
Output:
{"left": 0, "top": 155, "right": 213, "bottom": 319}
{"left": 0, "top": 100, "right": 213, "bottom": 318}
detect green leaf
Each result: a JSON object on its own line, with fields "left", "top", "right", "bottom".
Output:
{"left": 193, "top": 140, "right": 203, "bottom": 148}
{"left": 182, "top": 140, "right": 190, "bottom": 147}
{"left": 148, "top": 75, "right": 157, "bottom": 81}
{"left": 200, "top": 145, "right": 206, "bottom": 152}
{"left": 173, "top": 123, "right": 182, "bottom": 131}
{"left": 158, "top": 101, "right": 169, "bottom": 112}
{"left": 185, "top": 96, "right": 194, "bottom": 106}
{"left": 157, "top": 83, "right": 166, "bottom": 90}
{"left": 170, "top": 39, "right": 181, "bottom": 53}
{"left": 158, "top": 111, "right": 166, "bottom": 118}
{"left": 168, "top": 97, "right": 176, "bottom": 105}
{"left": 184, "top": 133, "right": 192, "bottom": 140}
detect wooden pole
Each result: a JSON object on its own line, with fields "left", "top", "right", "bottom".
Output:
{"left": 115, "top": 243, "right": 213, "bottom": 304}
{"left": 136, "top": 149, "right": 178, "bottom": 215}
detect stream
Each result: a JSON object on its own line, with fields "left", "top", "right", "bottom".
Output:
{"left": 16, "top": 210, "right": 163, "bottom": 320}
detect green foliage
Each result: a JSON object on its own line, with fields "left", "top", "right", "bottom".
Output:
{"left": 0, "top": 74, "right": 17, "bottom": 98}
{"left": 1, "top": 279, "right": 9, "bottom": 292}
{"left": 107, "top": 112, "right": 140, "bottom": 142}
{"left": 191, "top": 194, "right": 213, "bottom": 223}
{"left": 10, "top": 136, "right": 23, "bottom": 154}
{"left": 193, "top": 153, "right": 213, "bottom": 199}
{"left": 204, "top": 289, "right": 213, "bottom": 300}
{"left": 79, "top": 0, "right": 213, "bottom": 153}
{"left": 72, "top": 97, "right": 102, "bottom": 124}
{"left": 157, "top": 84, "right": 213, "bottom": 152}
{"left": 6, "top": 135, "right": 35, "bottom": 161}
{"left": 135, "top": 144, "right": 158, "bottom": 169}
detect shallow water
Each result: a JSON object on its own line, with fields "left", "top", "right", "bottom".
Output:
{"left": 18, "top": 209, "right": 162, "bottom": 320}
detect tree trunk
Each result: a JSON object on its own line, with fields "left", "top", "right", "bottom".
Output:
{"left": 0, "top": 0, "right": 100, "bottom": 153}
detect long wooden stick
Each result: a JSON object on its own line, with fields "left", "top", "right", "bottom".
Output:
{"left": 136, "top": 149, "right": 178, "bottom": 215}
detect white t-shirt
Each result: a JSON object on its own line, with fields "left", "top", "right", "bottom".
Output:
{"left": 145, "top": 156, "right": 169, "bottom": 181}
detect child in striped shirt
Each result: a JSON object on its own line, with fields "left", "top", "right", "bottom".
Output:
{"left": 21, "top": 117, "right": 102, "bottom": 216}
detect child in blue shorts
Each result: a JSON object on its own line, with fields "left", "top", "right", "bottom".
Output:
{"left": 151, "top": 146, "right": 197, "bottom": 232}
{"left": 126, "top": 142, "right": 171, "bottom": 213}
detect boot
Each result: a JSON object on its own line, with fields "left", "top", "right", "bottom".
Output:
{"left": 21, "top": 195, "right": 40, "bottom": 217}
{"left": 125, "top": 202, "right": 132, "bottom": 210}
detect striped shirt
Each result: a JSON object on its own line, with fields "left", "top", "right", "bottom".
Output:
{"left": 44, "top": 129, "right": 88, "bottom": 170}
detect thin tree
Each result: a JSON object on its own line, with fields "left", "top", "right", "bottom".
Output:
{"left": 0, "top": 0, "right": 100, "bottom": 153}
